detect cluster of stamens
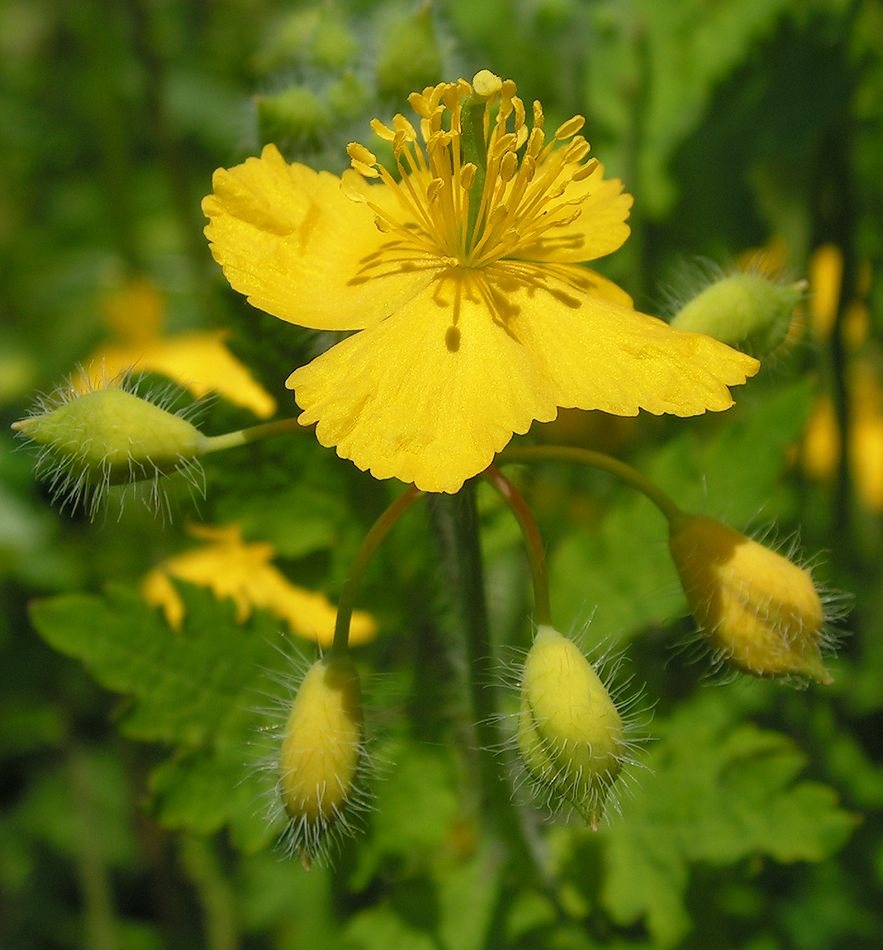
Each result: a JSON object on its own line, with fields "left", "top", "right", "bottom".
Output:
{"left": 346, "top": 70, "right": 598, "bottom": 267}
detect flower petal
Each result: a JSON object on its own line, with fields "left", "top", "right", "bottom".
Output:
{"left": 514, "top": 163, "right": 633, "bottom": 264}
{"left": 202, "top": 144, "right": 437, "bottom": 331}
{"left": 288, "top": 265, "right": 758, "bottom": 493}
{"left": 77, "top": 331, "right": 277, "bottom": 418}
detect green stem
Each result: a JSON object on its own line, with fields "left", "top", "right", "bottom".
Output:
{"left": 68, "top": 744, "right": 118, "bottom": 950}
{"left": 331, "top": 486, "right": 423, "bottom": 654}
{"left": 499, "top": 445, "right": 682, "bottom": 522}
{"left": 179, "top": 835, "right": 239, "bottom": 950}
{"left": 200, "top": 417, "right": 308, "bottom": 455}
{"left": 484, "top": 465, "right": 552, "bottom": 626}
{"left": 428, "top": 483, "right": 565, "bottom": 896}
{"left": 427, "top": 483, "right": 504, "bottom": 817}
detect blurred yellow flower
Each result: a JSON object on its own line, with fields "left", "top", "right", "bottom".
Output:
{"left": 800, "top": 245, "right": 880, "bottom": 511}
{"left": 809, "top": 244, "right": 871, "bottom": 348}
{"left": 803, "top": 364, "right": 883, "bottom": 512}
{"left": 141, "top": 523, "right": 377, "bottom": 647}
{"left": 203, "top": 70, "right": 757, "bottom": 493}
{"left": 75, "top": 279, "right": 277, "bottom": 418}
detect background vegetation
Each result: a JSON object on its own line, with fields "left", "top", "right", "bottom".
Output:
{"left": 1, "top": 0, "right": 881, "bottom": 947}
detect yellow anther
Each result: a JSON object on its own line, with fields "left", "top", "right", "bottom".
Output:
{"left": 532, "top": 100, "right": 545, "bottom": 129}
{"left": 555, "top": 115, "right": 586, "bottom": 140}
{"left": 392, "top": 113, "right": 418, "bottom": 141}
{"left": 490, "top": 132, "right": 518, "bottom": 160}
{"left": 460, "top": 163, "right": 477, "bottom": 191}
{"left": 427, "top": 178, "right": 444, "bottom": 201}
{"left": 565, "top": 137, "right": 591, "bottom": 163}
{"left": 347, "top": 142, "right": 377, "bottom": 166}
{"left": 571, "top": 157, "right": 600, "bottom": 181}
{"left": 472, "top": 69, "right": 503, "bottom": 98}
{"left": 408, "top": 91, "right": 433, "bottom": 118}
{"left": 370, "top": 118, "right": 396, "bottom": 142}
{"left": 527, "top": 127, "right": 545, "bottom": 158}
{"left": 347, "top": 142, "right": 380, "bottom": 178}
{"left": 521, "top": 154, "right": 537, "bottom": 182}
{"left": 499, "top": 151, "right": 518, "bottom": 182}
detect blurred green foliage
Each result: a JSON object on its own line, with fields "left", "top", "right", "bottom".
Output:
{"left": 2, "top": 0, "right": 881, "bottom": 948}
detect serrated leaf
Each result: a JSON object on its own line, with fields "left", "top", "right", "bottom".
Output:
{"left": 29, "top": 584, "right": 298, "bottom": 846}
{"left": 599, "top": 691, "right": 858, "bottom": 947}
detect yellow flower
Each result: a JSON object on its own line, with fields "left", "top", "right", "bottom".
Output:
{"left": 203, "top": 70, "right": 758, "bottom": 493}
{"left": 75, "top": 279, "right": 277, "bottom": 418}
{"left": 141, "top": 523, "right": 377, "bottom": 647}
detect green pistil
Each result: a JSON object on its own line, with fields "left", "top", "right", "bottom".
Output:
{"left": 459, "top": 94, "right": 489, "bottom": 249}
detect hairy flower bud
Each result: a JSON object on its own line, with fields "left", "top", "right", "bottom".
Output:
{"left": 12, "top": 383, "right": 208, "bottom": 516}
{"left": 375, "top": 5, "right": 443, "bottom": 101}
{"left": 670, "top": 272, "right": 803, "bottom": 357}
{"left": 517, "top": 626, "right": 626, "bottom": 828}
{"left": 668, "top": 512, "right": 831, "bottom": 684}
{"left": 256, "top": 86, "right": 331, "bottom": 149}
{"left": 278, "top": 654, "right": 364, "bottom": 865}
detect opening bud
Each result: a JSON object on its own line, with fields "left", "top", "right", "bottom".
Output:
{"left": 668, "top": 513, "right": 832, "bottom": 684}
{"left": 517, "top": 626, "right": 626, "bottom": 829}
{"left": 278, "top": 654, "right": 365, "bottom": 866}
{"left": 670, "top": 271, "right": 803, "bottom": 357}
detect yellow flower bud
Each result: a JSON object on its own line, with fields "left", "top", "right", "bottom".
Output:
{"left": 668, "top": 513, "right": 832, "bottom": 684}
{"left": 670, "top": 271, "right": 803, "bottom": 357}
{"left": 517, "top": 626, "right": 627, "bottom": 829}
{"left": 278, "top": 654, "right": 364, "bottom": 865}
{"left": 12, "top": 383, "right": 208, "bottom": 516}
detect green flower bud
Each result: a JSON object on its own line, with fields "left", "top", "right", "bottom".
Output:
{"left": 255, "top": 7, "right": 357, "bottom": 74}
{"left": 670, "top": 272, "right": 803, "bottom": 357}
{"left": 12, "top": 383, "right": 208, "bottom": 516}
{"left": 256, "top": 86, "right": 331, "bottom": 149}
{"left": 375, "top": 6, "right": 443, "bottom": 101}
{"left": 327, "top": 72, "right": 369, "bottom": 122}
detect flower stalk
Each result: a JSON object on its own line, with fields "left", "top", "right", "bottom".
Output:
{"left": 485, "top": 465, "right": 552, "bottom": 626}
{"left": 499, "top": 444, "right": 681, "bottom": 522}
{"left": 332, "top": 486, "right": 423, "bottom": 653}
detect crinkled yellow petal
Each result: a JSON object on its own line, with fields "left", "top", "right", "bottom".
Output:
{"left": 76, "top": 332, "right": 277, "bottom": 418}
{"left": 289, "top": 264, "right": 758, "bottom": 493}
{"left": 514, "top": 163, "right": 633, "bottom": 264}
{"left": 202, "top": 144, "right": 438, "bottom": 331}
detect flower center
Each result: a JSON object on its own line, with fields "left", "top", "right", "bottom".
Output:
{"left": 346, "top": 70, "right": 598, "bottom": 268}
